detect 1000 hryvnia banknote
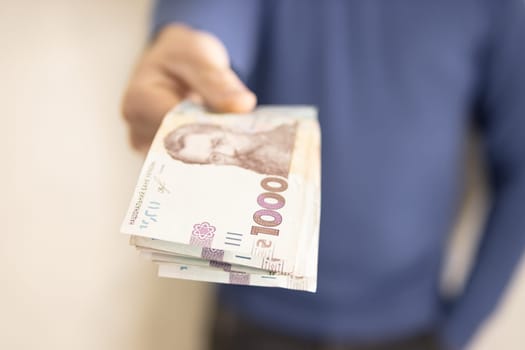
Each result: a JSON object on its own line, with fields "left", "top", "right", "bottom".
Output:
{"left": 121, "top": 102, "right": 320, "bottom": 292}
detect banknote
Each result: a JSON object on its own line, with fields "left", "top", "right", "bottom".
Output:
{"left": 131, "top": 126, "right": 318, "bottom": 276}
{"left": 139, "top": 250, "right": 269, "bottom": 274}
{"left": 122, "top": 102, "right": 321, "bottom": 291}
{"left": 136, "top": 122, "right": 320, "bottom": 277}
{"left": 157, "top": 262, "right": 316, "bottom": 292}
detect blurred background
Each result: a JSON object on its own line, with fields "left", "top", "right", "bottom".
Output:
{"left": 1, "top": 0, "right": 524, "bottom": 349}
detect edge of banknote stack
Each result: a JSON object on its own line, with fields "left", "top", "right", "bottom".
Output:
{"left": 121, "top": 101, "right": 321, "bottom": 292}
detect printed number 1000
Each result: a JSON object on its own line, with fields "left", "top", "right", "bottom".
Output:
{"left": 251, "top": 177, "right": 288, "bottom": 236}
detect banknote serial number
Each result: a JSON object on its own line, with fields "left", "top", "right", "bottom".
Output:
{"left": 250, "top": 177, "right": 288, "bottom": 237}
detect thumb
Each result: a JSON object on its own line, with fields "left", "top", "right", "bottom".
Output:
{"left": 157, "top": 25, "right": 257, "bottom": 113}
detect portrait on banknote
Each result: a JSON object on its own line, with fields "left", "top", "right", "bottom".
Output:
{"left": 163, "top": 122, "right": 298, "bottom": 177}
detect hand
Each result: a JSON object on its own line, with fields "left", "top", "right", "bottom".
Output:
{"left": 121, "top": 24, "right": 257, "bottom": 152}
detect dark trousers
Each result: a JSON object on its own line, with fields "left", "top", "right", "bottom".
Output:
{"left": 211, "top": 305, "right": 442, "bottom": 350}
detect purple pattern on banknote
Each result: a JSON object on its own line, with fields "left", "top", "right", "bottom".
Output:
{"left": 201, "top": 248, "right": 224, "bottom": 261}
{"left": 210, "top": 260, "right": 232, "bottom": 272}
{"left": 229, "top": 272, "right": 250, "bottom": 285}
{"left": 190, "top": 222, "right": 216, "bottom": 247}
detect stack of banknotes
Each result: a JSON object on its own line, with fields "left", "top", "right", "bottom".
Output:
{"left": 121, "top": 102, "right": 321, "bottom": 292}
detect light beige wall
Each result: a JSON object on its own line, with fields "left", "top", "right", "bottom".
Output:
{"left": 1, "top": 1, "right": 212, "bottom": 349}
{"left": 0, "top": 1, "right": 522, "bottom": 349}
{"left": 443, "top": 135, "right": 525, "bottom": 349}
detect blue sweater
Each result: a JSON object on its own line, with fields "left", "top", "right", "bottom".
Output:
{"left": 153, "top": 0, "right": 525, "bottom": 347}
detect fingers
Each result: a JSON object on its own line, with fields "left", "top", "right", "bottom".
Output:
{"left": 122, "top": 63, "right": 185, "bottom": 151}
{"left": 122, "top": 85, "right": 179, "bottom": 152}
{"left": 121, "top": 24, "right": 257, "bottom": 152}
{"left": 170, "top": 62, "right": 257, "bottom": 113}
{"left": 155, "top": 25, "right": 257, "bottom": 113}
